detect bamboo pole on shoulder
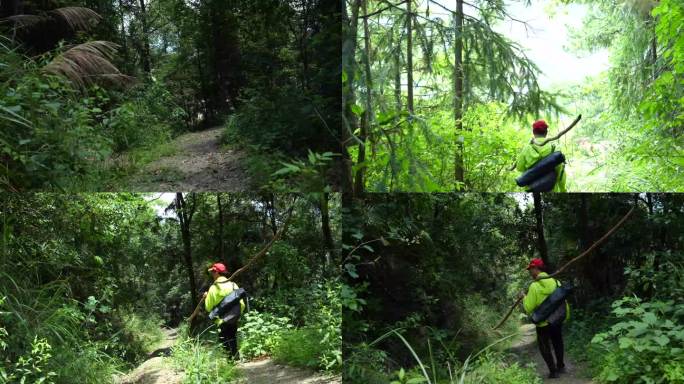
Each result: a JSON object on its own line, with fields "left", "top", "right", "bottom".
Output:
{"left": 492, "top": 205, "right": 635, "bottom": 330}
{"left": 186, "top": 199, "right": 298, "bottom": 324}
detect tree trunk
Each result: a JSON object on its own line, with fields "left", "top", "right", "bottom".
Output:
{"left": 354, "top": 0, "right": 373, "bottom": 196}
{"left": 217, "top": 193, "right": 224, "bottom": 262}
{"left": 406, "top": 0, "right": 414, "bottom": 115}
{"left": 138, "top": 0, "right": 152, "bottom": 75}
{"left": 320, "top": 192, "right": 335, "bottom": 266}
{"left": 533, "top": 192, "right": 549, "bottom": 266}
{"left": 118, "top": 0, "right": 130, "bottom": 73}
{"left": 341, "top": 0, "right": 361, "bottom": 199}
{"left": 176, "top": 193, "right": 198, "bottom": 323}
{"left": 393, "top": 34, "right": 402, "bottom": 112}
{"left": 453, "top": 0, "right": 465, "bottom": 185}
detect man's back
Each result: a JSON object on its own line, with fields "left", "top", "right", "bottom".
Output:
{"left": 516, "top": 140, "right": 567, "bottom": 192}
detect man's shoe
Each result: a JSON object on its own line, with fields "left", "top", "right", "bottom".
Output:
{"left": 548, "top": 372, "right": 559, "bottom": 379}
{"left": 557, "top": 365, "right": 567, "bottom": 374}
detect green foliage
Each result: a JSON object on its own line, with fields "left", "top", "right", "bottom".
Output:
{"left": 116, "top": 310, "right": 165, "bottom": 357}
{"left": 104, "top": 83, "right": 185, "bottom": 152}
{"left": 0, "top": 41, "right": 186, "bottom": 190}
{"left": 461, "top": 352, "right": 541, "bottom": 384}
{"left": 345, "top": 193, "right": 684, "bottom": 382}
{"left": 271, "top": 151, "right": 335, "bottom": 192}
{"left": 238, "top": 310, "right": 292, "bottom": 359}
{"left": 272, "top": 286, "right": 342, "bottom": 371}
{"left": 0, "top": 55, "right": 112, "bottom": 190}
{"left": 1, "top": 193, "right": 340, "bottom": 381}
{"left": 2, "top": 336, "right": 57, "bottom": 384}
{"left": 358, "top": 102, "right": 532, "bottom": 192}
{"left": 590, "top": 297, "right": 684, "bottom": 384}
{"left": 241, "top": 279, "right": 343, "bottom": 372}
{"left": 272, "top": 327, "right": 334, "bottom": 370}
{"left": 170, "top": 327, "right": 241, "bottom": 384}
{"left": 624, "top": 251, "right": 684, "bottom": 300}
{"left": 346, "top": 0, "right": 562, "bottom": 192}
{"left": 344, "top": 330, "right": 538, "bottom": 384}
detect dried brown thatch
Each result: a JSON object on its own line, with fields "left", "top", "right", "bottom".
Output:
{"left": 49, "top": 7, "right": 101, "bottom": 31}
{"left": 43, "top": 41, "right": 130, "bottom": 89}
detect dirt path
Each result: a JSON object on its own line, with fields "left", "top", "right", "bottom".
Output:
{"left": 237, "top": 358, "right": 341, "bottom": 384}
{"left": 114, "top": 328, "right": 341, "bottom": 384}
{"left": 114, "top": 328, "right": 184, "bottom": 384}
{"left": 508, "top": 324, "right": 592, "bottom": 384}
{"left": 128, "top": 127, "right": 249, "bottom": 191}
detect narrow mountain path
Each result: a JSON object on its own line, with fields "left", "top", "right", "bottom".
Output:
{"left": 237, "top": 358, "right": 341, "bottom": 384}
{"left": 114, "top": 328, "right": 341, "bottom": 384}
{"left": 508, "top": 323, "right": 593, "bottom": 384}
{"left": 127, "top": 127, "right": 249, "bottom": 191}
{"left": 114, "top": 328, "right": 183, "bottom": 384}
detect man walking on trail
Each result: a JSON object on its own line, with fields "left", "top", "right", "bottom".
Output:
{"left": 204, "top": 262, "right": 245, "bottom": 358}
{"left": 516, "top": 120, "right": 567, "bottom": 192}
{"left": 519, "top": 258, "right": 569, "bottom": 379}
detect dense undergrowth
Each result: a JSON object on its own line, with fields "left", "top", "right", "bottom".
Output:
{"left": 343, "top": 193, "right": 683, "bottom": 384}
{"left": 237, "top": 279, "right": 342, "bottom": 372}
{"left": 170, "top": 325, "right": 242, "bottom": 383}
{"left": 565, "top": 251, "right": 684, "bottom": 384}
{"left": 0, "top": 38, "right": 187, "bottom": 191}
{"left": 1, "top": 193, "right": 341, "bottom": 383}
{"left": 345, "top": 0, "right": 684, "bottom": 193}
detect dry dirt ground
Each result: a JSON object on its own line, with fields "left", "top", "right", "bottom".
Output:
{"left": 114, "top": 328, "right": 341, "bottom": 384}
{"left": 127, "top": 127, "right": 249, "bottom": 191}
{"left": 237, "top": 358, "right": 341, "bottom": 384}
{"left": 114, "top": 328, "right": 183, "bottom": 384}
{"left": 509, "top": 323, "right": 593, "bottom": 384}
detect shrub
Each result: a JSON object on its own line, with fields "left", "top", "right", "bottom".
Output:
{"left": 104, "top": 82, "right": 186, "bottom": 152}
{"left": 238, "top": 310, "right": 292, "bottom": 359}
{"left": 463, "top": 352, "right": 542, "bottom": 384}
{"left": 590, "top": 297, "right": 684, "bottom": 383}
{"left": 228, "top": 86, "right": 335, "bottom": 156}
{"left": 272, "top": 325, "right": 341, "bottom": 372}
{"left": 170, "top": 328, "right": 241, "bottom": 384}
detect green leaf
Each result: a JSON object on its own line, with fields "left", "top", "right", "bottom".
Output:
{"left": 653, "top": 335, "right": 670, "bottom": 346}
{"left": 351, "top": 104, "right": 364, "bottom": 116}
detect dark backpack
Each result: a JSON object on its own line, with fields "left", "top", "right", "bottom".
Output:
{"left": 515, "top": 144, "right": 565, "bottom": 192}
{"left": 531, "top": 279, "right": 572, "bottom": 325}
{"left": 208, "top": 284, "right": 248, "bottom": 326}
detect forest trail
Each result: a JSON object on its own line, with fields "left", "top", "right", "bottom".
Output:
{"left": 509, "top": 324, "right": 593, "bottom": 384}
{"left": 114, "top": 328, "right": 341, "bottom": 384}
{"left": 128, "top": 127, "right": 249, "bottom": 191}
{"left": 114, "top": 328, "right": 183, "bottom": 384}
{"left": 237, "top": 358, "right": 342, "bottom": 384}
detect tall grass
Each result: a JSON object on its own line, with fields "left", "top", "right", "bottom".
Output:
{"left": 0, "top": 269, "right": 125, "bottom": 383}
{"left": 346, "top": 328, "right": 541, "bottom": 384}
{"left": 170, "top": 325, "right": 241, "bottom": 384}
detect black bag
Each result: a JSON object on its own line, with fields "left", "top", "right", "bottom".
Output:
{"left": 208, "top": 286, "right": 247, "bottom": 325}
{"left": 515, "top": 150, "right": 565, "bottom": 187}
{"left": 530, "top": 280, "right": 572, "bottom": 325}
{"left": 527, "top": 170, "right": 557, "bottom": 192}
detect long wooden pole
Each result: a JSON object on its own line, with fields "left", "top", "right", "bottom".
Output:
{"left": 186, "top": 199, "right": 297, "bottom": 324}
{"left": 534, "top": 114, "right": 582, "bottom": 146}
{"left": 492, "top": 205, "right": 635, "bottom": 330}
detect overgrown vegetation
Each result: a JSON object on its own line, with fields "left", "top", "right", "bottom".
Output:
{"left": 171, "top": 326, "right": 242, "bottom": 383}
{"left": 1, "top": 193, "right": 341, "bottom": 382}
{"left": 343, "top": 193, "right": 684, "bottom": 383}
{"left": 343, "top": 0, "right": 683, "bottom": 192}
{"left": 0, "top": 0, "right": 340, "bottom": 191}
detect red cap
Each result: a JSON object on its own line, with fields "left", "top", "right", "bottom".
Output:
{"left": 526, "top": 258, "right": 545, "bottom": 270}
{"left": 532, "top": 120, "right": 548, "bottom": 135}
{"left": 208, "top": 263, "right": 227, "bottom": 273}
